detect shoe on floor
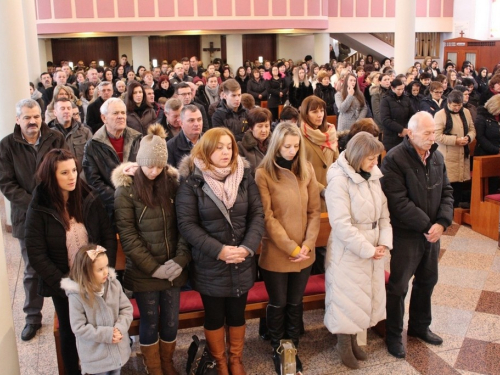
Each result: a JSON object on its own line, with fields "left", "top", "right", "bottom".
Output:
{"left": 407, "top": 328, "right": 443, "bottom": 345}
{"left": 21, "top": 323, "right": 41, "bottom": 341}
{"left": 386, "top": 340, "right": 406, "bottom": 358}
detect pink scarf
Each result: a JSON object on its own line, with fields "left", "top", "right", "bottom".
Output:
{"left": 194, "top": 156, "right": 245, "bottom": 209}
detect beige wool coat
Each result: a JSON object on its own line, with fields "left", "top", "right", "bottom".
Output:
{"left": 434, "top": 107, "right": 476, "bottom": 183}
{"left": 255, "top": 162, "right": 321, "bottom": 273}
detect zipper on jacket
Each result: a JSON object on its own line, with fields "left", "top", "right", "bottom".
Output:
{"left": 138, "top": 206, "right": 147, "bottom": 223}
{"left": 161, "top": 207, "right": 173, "bottom": 286}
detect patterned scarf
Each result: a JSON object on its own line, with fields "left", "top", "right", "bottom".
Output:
{"left": 444, "top": 105, "right": 469, "bottom": 158}
{"left": 194, "top": 155, "right": 245, "bottom": 209}
{"left": 300, "top": 121, "right": 338, "bottom": 167}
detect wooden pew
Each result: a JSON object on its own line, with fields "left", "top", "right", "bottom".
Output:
{"left": 470, "top": 154, "right": 500, "bottom": 240}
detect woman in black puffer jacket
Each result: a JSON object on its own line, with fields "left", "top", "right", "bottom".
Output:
{"left": 176, "top": 127, "right": 264, "bottom": 375}
{"left": 314, "top": 71, "right": 336, "bottom": 116}
{"left": 25, "top": 149, "right": 116, "bottom": 375}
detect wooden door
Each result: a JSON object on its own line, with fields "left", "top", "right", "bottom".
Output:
{"left": 51, "top": 37, "right": 118, "bottom": 68}
{"left": 149, "top": 36, "right": 201, "bottom": 64}
{"left": 243, "top": 34, "right": 277, "bottom": 64}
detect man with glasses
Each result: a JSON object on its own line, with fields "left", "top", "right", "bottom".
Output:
{"left": 175, "top": 83, "right": 209, "bottom": 132}
{"left": 419, "top": 81, "right": 446, "bottom": 117}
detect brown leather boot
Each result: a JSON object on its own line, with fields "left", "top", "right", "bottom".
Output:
{"left": 159, "top": 339, "right": 179, "bottom": 375}
{"left": 228, "top": 325, "right": 246, "bottom": 375}
{"left": 351, "top": 334, "right": 368, "bottom": 360}
{"left": 204, "top": 327, "right": 229, "bottom": 375}
{"left": 140, "top": 340, "right": 163, "bottom": 375}
{"left": 336, "top": 334, "right": 359, "bottom": 369}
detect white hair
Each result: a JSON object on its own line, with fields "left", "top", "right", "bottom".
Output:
{"left": 100, "top": 97, "right": 124, "bottom": 115}
{"left": 408, "top": 111, "right": 433, "bottom": 131}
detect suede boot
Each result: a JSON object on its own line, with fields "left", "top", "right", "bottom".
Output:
{"left": 351, "top": 334, "right": 368, "bottom": 360}
{"left": 228, "top": 325, "right": 246, "bottom": 375}
{"left": 141, "top": 340, "right": 163, "bottom": 375}
{"left": 159, "top": 339, "right": 179, "bottom": 375}
{"left": 336, "top": 334, "right": 359, "bottom": 369}
{"left": 204, "top": 327, "right": 229, "bottom": 375}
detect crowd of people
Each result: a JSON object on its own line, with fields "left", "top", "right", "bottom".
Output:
{"left": 2, "top": 49, "right": 499, "bottom": 375}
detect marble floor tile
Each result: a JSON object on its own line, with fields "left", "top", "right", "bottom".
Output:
{"left": 421, "top": 332, "right": 465, "bottom": 353}
{"left": 438, "top": 266, "right": 489, "bottom": 290}
{"left": 432, "top": 284, "right": 482, "bottom": 311}
{"left": 455, "top": 338, "right": 500, "bottom": 375}
{"left": 444, "top": 223, "right": 461, "bottom": 237}
{"left": 439, "top": 251, "right": 495, "bottom": 271}
{"left": 475, "top": 291, "right": 500, "bottom": 316}
{"left": 405, "top": 336, "right": 461, "bottom": 375}
{"left": 454, "top": 225, "right": 493, "bottom": 240}
{"left": 483, "top": 271, "right": 500, "bottom": 292}
{"left": 436, "top": 348, "right": 461, "bottom": 367}
{"left": 334, "top": 360, "right": 421, "bottom": 374}
{"left": 466, "top": 312, "right": 500, "bottom": 342}
{"left": 429, "top": 305, "right": 474, "bottom": 338}
{"left": 491, "top": 256, "right": 500, "bottom": 272}
{"left": 447, "top": 237, "right": 500, "bottom": 255}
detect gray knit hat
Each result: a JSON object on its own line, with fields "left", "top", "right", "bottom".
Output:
{"left": 136, "top": 124, "right": 168, "bottom": 167}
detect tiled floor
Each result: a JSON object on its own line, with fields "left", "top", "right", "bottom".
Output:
{"left": 5, "top": 197, "right": 500, "bottom": 375}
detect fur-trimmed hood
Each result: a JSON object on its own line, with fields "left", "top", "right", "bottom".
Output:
{"left": 111, "top": 162, "right": 179, "bottom": 188}
{"left": 177, "top": 155, "right": 251, "bottom": 179}
{"left": 60, "top": 268, "right": 117, "bottom": 295}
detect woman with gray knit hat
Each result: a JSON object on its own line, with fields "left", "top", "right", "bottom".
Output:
{"left": 112, "top": 124, "right": 191, "bottom": 375}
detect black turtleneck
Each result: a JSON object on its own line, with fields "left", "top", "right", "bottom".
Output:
{"left": 276, "top": 156, "right": 293, "bottom": 170}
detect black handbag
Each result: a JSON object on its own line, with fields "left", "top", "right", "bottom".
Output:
{"left": 186, "top": 335, "right": 217, "bottom": 375}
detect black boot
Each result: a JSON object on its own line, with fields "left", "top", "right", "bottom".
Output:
{"left": 285, "top": 303, "right": 304, "bottom": 373}
{"left": 267, "top": 304, "right": 286, "bottom": 375}
{"left": 259, "top": 316, "right": 270, "bottom": 340}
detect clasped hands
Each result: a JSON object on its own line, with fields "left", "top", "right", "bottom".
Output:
{"left": 152, "top": 259, "right": 183, "bottom": 281}
{"left": 373, "top": 245, "right": 387, "bottom": 260}
{"left": 219, "top": 246, "right": 249, "bottom": 264}
{"left": 289, "top": 245, "right": 311, "bottom": 263}
{"left": 112, "top": 327, "right": 123, "bottom": 344}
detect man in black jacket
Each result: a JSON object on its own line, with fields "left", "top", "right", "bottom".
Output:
{"left": 0, "top": 99, "right": 68, "bottom": 341}
{"left": 86, "top": 81, "right": 113, "bottom": 134}
{"left": 167, "top": 105, "right": 202, "bottom": 167}
{"left": 380, "top": 111, "right": 454, "bottom": 359}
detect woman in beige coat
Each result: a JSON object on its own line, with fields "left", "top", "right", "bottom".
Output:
{"left": 255, "top": 122, "right": 321, "bottom": 375}
{"left": 299, "top": 96, "right": 339, "bottom": 212}
{"left": 434, "top": 90, "right": 476, "bottom": 207}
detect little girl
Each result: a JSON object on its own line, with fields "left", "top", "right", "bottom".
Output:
{"left": 61, "top": 244, "right": 133, "bottom": 375}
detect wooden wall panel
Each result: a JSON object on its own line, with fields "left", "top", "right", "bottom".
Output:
{"left": 242, "top": 34, "right": 276, "bottom": 64}
{"left": 51, "top": 37, "right": 118, "bottom": 67}
{"left": 149, "top": 36, "right": 201, "bottom": 63}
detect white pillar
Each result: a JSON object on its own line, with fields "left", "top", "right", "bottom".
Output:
{"left": 22, "top": 0, "right": 41, "bottom": 84}
{"left": 314, "top": 33, "right": 331, "bottom": 65}
{"left": 394, "top": 0, "right": 416, "bottom": 75}
{"left": 38, "top": 39, "right": 48, "bottom": 76}
{"left": 131, "top": 36, "right": 150, "bottom": 71}
{"left": 225, "top": 34, "right": 243, "bottom": 74}
{"left": 0, "top": 1, "right": 25, "bottom": 371}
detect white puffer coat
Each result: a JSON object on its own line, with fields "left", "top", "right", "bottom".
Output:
{"left": 324, "top": 152, "right": 392, "bottom": 334}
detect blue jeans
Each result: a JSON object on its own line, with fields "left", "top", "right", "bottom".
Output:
{"left": 134, "top": 288, "right": 180, "bottom": 344}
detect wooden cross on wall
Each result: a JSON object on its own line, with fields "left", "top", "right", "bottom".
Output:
{"left": 459, "top": 30, "right": 465, "bottom": 38}
{"left": 203, "top": 42, "right": 221, "bottom": 59}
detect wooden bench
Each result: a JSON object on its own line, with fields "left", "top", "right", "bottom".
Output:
{"left": 54, "top": 213, "right": 331, "bottom": 375}
{"left": 470, "top": 154, "right": 500, "bottom": 240}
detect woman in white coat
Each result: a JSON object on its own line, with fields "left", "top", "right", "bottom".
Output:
{"left": 324, "top": 132, "right": 392, "bottom": 369}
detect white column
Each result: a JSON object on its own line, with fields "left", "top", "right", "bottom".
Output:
{"left": 22, "top": 0, "right": 41, "bottom": 84}
{"left": 314, "top": 33, "right": 331, "bottom": 65}
{"left": 225, "top": 34, "right": 243, "bottom": 74}
{"left": 131, "top": 36, "right": 150, "bottom": 71}
{"left": 394, "top": 0, "right": 416, "bottom": 75}
{"left": 0, "top": 1, "right": 25, "bottom": 371}
{"left": 38, "top": 39, "right": 48, "bottom": 75}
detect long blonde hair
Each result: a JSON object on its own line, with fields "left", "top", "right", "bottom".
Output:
{"left": 47, "top": 85, "right": 81, "bottom": 111}
{"left": 69, "top": 244, "right": 107, "bottom": 307}
{"left": 258, "top": 122, "right": 309, "bottom": 182}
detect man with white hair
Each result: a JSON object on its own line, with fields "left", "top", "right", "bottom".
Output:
{"left": 380, "top": 111, "right": 453, "bottom": 359}
{"left": 83, "top": 98, "right": 142, "bottom": 222}
{"left": 170, "top": 62, "right": 193, "bottom": 86}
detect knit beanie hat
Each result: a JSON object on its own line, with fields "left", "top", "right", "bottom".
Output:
{"left": 136, "top": 124, "right": 168, "bottom": 167}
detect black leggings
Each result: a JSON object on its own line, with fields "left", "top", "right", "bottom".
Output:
{"left": 261, "top": 265, "right": 312, "bottom": 307}
{"left": 200, "top": 293, "right": 248, "bottom": 330}
{"left": 52, "top": 295, "right": 80, "bottom": 375}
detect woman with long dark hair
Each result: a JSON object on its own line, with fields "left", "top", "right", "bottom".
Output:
{"left": 265, "top": 65, "right": 288, "bottom": 121}
{"left": 25, "top": 149, "right": 116, "bottom": 375}
{"left": 335, "top": 73, "right": 368, "bottom": 131}
{"left": 125, "top": 80, "right": 157, "bottom": 135}
{"left": 113, "top": 125, "right": 190, "bottom": 375}
{"left": 247, "top": 67, "right": 268, "bottom": 106}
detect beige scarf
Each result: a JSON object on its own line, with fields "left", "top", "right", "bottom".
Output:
{"left": 194, "top": 156, "right": 245, "bottom": 209}
{"left": 300, "top": 122, "right": 339, "bottom": 164}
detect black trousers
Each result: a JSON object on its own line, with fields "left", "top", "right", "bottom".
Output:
{"left": 52, "top": 295, "right": 80, "bottom": 375}
{"left": 200, "top": 293, "right": 248, "bottom": 330}
{"left": 385, "top": 234, "right": 439, "bottom": 343}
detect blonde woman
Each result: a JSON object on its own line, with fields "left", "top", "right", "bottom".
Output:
{"left": 45, "top": 85, "right": 84, "bottom": 123}
{"left": 255, "top": 122, "right": 321, "bottom": 374}
{"left": 289, "top": 67, "right": 313, "bottom": 108}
